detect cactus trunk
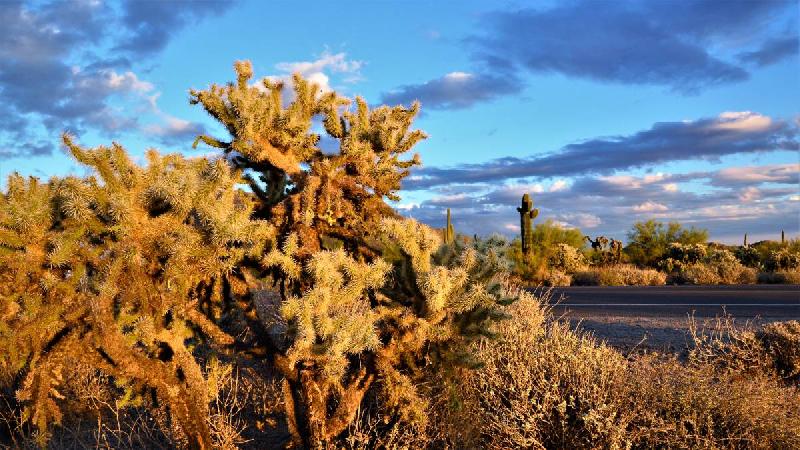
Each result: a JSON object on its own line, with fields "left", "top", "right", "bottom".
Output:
{"left": 444, "top": 208, "right": 455, "bottom": 244}
{"left": 744, "top": 233, "right": 748, "bottom": 247}
{"left": 517, "top": 193, "right": 539, "bottom": 256}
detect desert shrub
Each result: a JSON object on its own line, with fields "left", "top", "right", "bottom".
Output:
{"left": 571, "top": 270, "right": 600, "bottom": 286}
{"left": 758, "top": 269, "right": 800, "bottom": 284}
{"left": 666, "top": 247, "right": 754, "bottom": 285}
{"left": 453, "top": 293, "right": 632, "bottom": 449}
{"left": 670, "top": 262, "right": 721, "bottom": 284}
{"left": 544, "top": 269, "right": 572, "bottom": 287}
{"left": 572, "top": 265, "right": 665, "bottom": 286}
{"left": 758, "top": 321, "right": 800, "bottom": 381}
{"left": 548, "top": 243, "right": 587, "bottom": 273}
{"left": 765, "top": 248, "right": 800, "bottom": 271}
{"left": 708, "top": 248, "right": 749, "bottom": 283}
{"left": 626, "top": 356, "right": 800, "bottom": 449}
{"left": 738, "top": 266, "right": 758, "bottom": 284}
{"left": 447, "top": 294, "right": 800, "bottom": 449}
{"left": 689, "top": 317, "right": 800, "bottom": 383}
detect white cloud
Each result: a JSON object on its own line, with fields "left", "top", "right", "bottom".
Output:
{"left": 443, "top": 71, "right": 473, "bottom": 81}
{"left": 632, "top": 201, "right": 669, "bottom": 212}
{"left": 713, "top": 111, "right": 772, "bottom": 132}
{"left": 549, "top": 179, "right": 568, "bottom": 192}
{"left": 715, "top": 163, "right": 799, "bottom": 184}
{"left": 663, "top": 183, "right": 679, "bottom": 192}
{"left": 106, "top": 71, "right": 154, "bottom": 93}
{"left": 737, "top": 186, "right": 762, "bottom": 202}
{"left": 556, "top": 212, "right": 602, "bottom": 228}
{"left": 266, "top": 51, "right": 364, "bottom": 97}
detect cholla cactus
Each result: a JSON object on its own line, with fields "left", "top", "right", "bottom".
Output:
{"left": 190, "top": 62, "right": 512, "bottom": 447}
{"left": 0, "top": 136, "right": 272, "bottom": 447}
{"left": 610, "top": 239, "right": 623, "bottom": 264}
{"left": 667, "top": 242, "right": 707, "bottom": 264}
{"left": 766, "top": 249, "right": 800, "bottom": 271}
{"left": 548, "top": 243, "right": 587, "bottom": 273}
{"left": 735, "top": 245, "right": 761, "bottom": 268}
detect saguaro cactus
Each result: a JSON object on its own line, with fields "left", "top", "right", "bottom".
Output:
{"left": 444, "top": 208, "right": 455, "bottom": 244}
{"left": 744, "top": 233, "right": 748, "bottom": 247}
{"left": 517, "top": 193, "right": 539, "bottom": 256}
{"left": 782, "top": 230, "right": 786, "bottom": 245}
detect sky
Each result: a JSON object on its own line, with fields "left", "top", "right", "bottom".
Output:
{"left": 0, "top": 0, "right": 798, "bottom": 244}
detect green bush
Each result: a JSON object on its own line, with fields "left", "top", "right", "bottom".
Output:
{"left": 625, "top": 220, "right": 708, "bottom": 267}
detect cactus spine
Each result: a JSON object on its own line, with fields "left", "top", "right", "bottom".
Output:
{"left": 444, "top": 208, "right": 455, "bottom": 244}
{"left": 517, "top": 193, "right": 539, "bottom": 256}
{"left": 744, "top": 233, "right": 748, "bottom": 247}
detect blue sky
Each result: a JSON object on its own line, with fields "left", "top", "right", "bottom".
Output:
{"left": 1, "top": 0, "right": 798, "bottom": 243}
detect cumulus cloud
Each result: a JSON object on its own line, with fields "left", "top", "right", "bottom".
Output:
{"left": 406, "top": 111, "right": 798, "bottom": 190}
{"left": 0, "top": 0, "right": 233, "bottom": 159}
{"left": 258, "top": 51, "right": 364, "bottom": 105}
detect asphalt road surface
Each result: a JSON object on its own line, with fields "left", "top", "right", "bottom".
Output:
{"left": 544, "top": 285, "right": 800, "bottom": 321}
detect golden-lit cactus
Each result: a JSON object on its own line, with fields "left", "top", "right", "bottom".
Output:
{"left": 0, "top": 136, "right": 273, "bottom": 448}
{"left": 191, "top": 62, "right": 512, "bottom": 447}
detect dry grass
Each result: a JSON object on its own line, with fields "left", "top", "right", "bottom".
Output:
{"left": 757, "top": 269, "right": 800, "bottom": 284}
{"left": 572, "top": 264, "right": 666, "bottom": 286}
{"left": 437, "top": 293, "right": 800, "bottom": 449}
{"left": 543, "top": 269, "right": 572, "bottom": 287}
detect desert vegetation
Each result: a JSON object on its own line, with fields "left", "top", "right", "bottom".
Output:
{"left": 491, "top": 214, "right": 799, "bottom": 287}
{"left": 1, "top": 63, "right": 798, "bottom": 449}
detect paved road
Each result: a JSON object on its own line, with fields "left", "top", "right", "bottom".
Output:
{"left": 543, "top": 285, "right": 800, "bottom": 321}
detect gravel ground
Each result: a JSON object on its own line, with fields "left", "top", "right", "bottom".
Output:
{"left": 545, "top": 285, "right": 800, "bottom": 354}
